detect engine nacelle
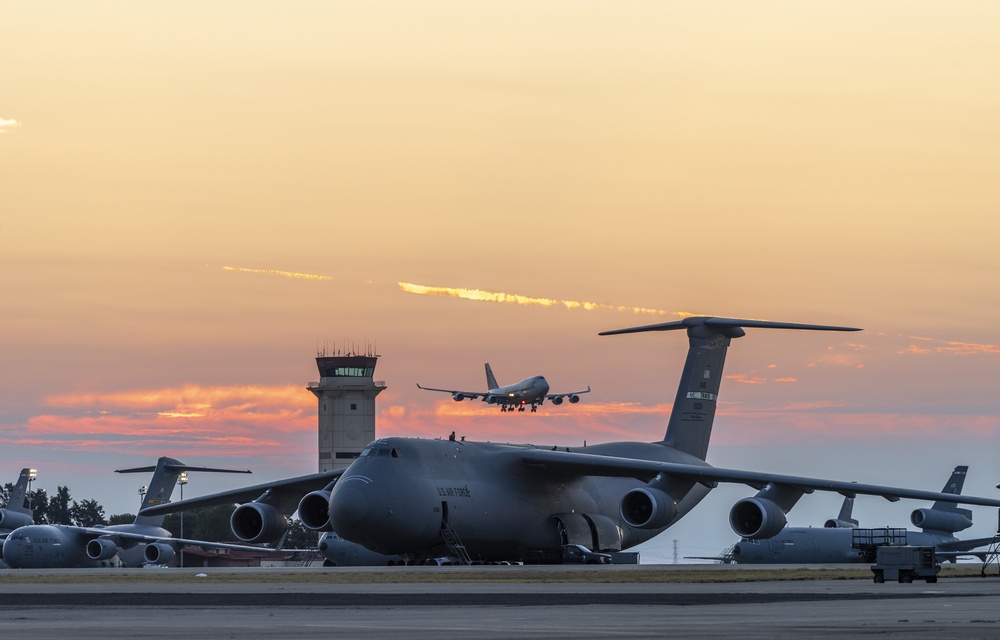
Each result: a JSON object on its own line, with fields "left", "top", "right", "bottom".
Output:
{"left": 452, "top": 393, "right": 465, "bottom": 402}
{"left": 824, "top": 519, "right": 858, "bottom": 529}
{"left": 911, "top": 508, "right": 973, "bottom": 534}
{"left": 231, "top": 502, "right": 288, "bottom": 543}
{"left": 550, "top": 396, "right": 564, "bottom": 405}
{"left": 485, "top": 395, "right": 499, "bottom": 405}
{"left": 568, "top": 395, "right": 580, "bottom": 404}
{"left": 729, "top": 497, "right": 788, "bottom": 539}
{"left": 86, "top": 537, "right": 120, "bottom": 561}
{"left": 620, "top": 487, "right": 677, "bottom": 529}
{"left": 298, "top": 490, "right": 334, "bottom": 532}
{"left": 143, "top": 542, "right": 176, "bottom": 565}
{"left": 0, "top": 509, "right": 33, "bottom": 530}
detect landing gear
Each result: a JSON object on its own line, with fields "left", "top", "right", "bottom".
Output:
{"left": 530, "top": 404, "right": 537, "bottom": 413}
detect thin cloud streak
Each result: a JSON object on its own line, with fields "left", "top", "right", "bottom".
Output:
{"left": 903, "top": 336, "right": 1000, "bottom": 355}
{"left": 0, "top": 117, "right": 19, "bottom": 133}
{"left": 398, "top": 281, "right": 682, "bottom": 316}
{"left": 223, "top": 266, "right": 332, "bottom": 281}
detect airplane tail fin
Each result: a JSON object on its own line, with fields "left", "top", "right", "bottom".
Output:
{"left": 932, "top": 465, "right": 968, "bottom": 508}
{"left": 600, "top": 317, "right": 861, "bottom": 461}
{"left": 116, "top": 457, "right": 252, "bottom": 527}
{"left": 485, "top": 363, "right": 499, "bottom": 390}
{"left": 824, "top": 495, "right": 859, "bottom": 528}
{"left": 6, "top": 468, "right": 34, "bottom": 515}
{"left": 912, "top": 465, "right": 972, "bottom": 535}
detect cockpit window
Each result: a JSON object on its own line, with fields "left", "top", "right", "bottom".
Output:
{"left": 365, "top": 445, "right": 401, "bottom": 458}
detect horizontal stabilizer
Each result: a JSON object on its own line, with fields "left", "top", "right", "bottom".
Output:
{"left": 116, "top": 463, "right": 252, "bottom": 475}
{"left": 599, "top": 316, "right": 862, "bottom": 336}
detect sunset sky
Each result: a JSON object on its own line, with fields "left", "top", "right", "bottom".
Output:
{"left": 3, "top": 2, "right": 1000, "bottom": 561}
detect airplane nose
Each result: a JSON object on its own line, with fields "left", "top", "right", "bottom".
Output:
{"left": 330, "top": 484, "right": 369, "bottom": 526}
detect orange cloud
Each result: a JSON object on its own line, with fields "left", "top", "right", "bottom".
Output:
{"left": 0, "top": 384, "right": 317, "bottom": 459}
{"left": 901, "top": 336, "right": 1000, "bottom": 356}
{"left": 726, "top": 374, "right": 768, "bottom": 385}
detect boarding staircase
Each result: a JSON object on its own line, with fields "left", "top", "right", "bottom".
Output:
{"left": 441, "top": 520, "right": 473, "bottom": 565}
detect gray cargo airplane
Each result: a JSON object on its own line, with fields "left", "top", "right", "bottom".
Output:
{"left": 728, "top": 465, "right": 998, "bottom": 563}
{"left": 141, "top": 317, "right": 1000, "bottom": 564}
{"left": 2, "top": 457, "right": 270, "bottom": 568}
{"left": 1, "top": 468, "right": 36, "bottom": 538}
{"left": 417, "top": 363, "right": 590, "bottom": 412}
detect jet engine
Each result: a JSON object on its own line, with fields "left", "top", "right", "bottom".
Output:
{"left": 484, "top": 395, "right": 499, "bottom": 405}
{"left": 911, "top": 508, "right": 973, "bottom": 534}
{"left": 729, "top": 497, "right": 787, "bottom": 539}
{"left": 551, "top": 397, "right": 563, "bottom": 405}
{"left": 620, "top": 487, "right": 677, "bottom": 529}
{"left": 231, "top": 501, "right": 288, "bottom": 543}
{"left": 86, "top": 537, "right": 120, "bottom": 561}
{"left": 0, "top": 509, "right": 33, "bottom": 531}
{"left": 568, "top": 395, "right": 580, "bottom": 404}
{"left": 452, "top": 393, "right": 466, "bottom": 402}
{"left": 298, "top": 490, "right": 334, "bottom": 532}
{"left": 823, "top": 519, "right": 858, "bottom": 529}
{"left": 143, "top": 542, "right": 176, "bottom": 565}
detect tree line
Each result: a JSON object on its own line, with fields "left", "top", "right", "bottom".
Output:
{"left": 1, "top": 483, "right": 318, "bottom": 548}
{"left": 0, "top": 484, "right": 106, "bottom": 527}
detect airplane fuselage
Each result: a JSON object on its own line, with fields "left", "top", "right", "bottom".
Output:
{"left": 1, "top": 523, "right": 168, "bottom": 568}
{"left": 489, "top": 376, "right": 550, "bottom": 407}
{"left": 328, "top": 437, "right": 712, "bottom": 561}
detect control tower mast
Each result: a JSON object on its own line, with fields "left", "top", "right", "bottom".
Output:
{"left": 308, "top": 348, "right": 386, "bottom": 473}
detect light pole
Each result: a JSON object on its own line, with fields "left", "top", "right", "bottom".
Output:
{"left": 27, "top": 468, "right": 37, "bottom": 511}
{"left": 177, "top": 472, "right": 188, "bottom": 568}
{"left": 139, "top": 485, "right": 148, "bottom": 503}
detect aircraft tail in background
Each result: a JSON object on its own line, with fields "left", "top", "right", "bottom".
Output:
{"left": 824, "top": 495, "right": 859, "bottom": 528}
{"left": 1, "top": 468, "right": 37, "bottom": 533}
{"left": 911, "top": 465, "right": 973, "bottom": 535}
{"left": 116, "top": 457, "right": 252, "bottom": 527}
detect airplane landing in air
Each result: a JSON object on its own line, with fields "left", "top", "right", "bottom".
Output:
{"left": 417, "top": 363, "right": 590, "bottom": 413}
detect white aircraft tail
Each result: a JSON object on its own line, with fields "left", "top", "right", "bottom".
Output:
{"left": 601, "top": 317, "right": 861, "bottom": 461}
{"left": 484, "top": 363, "right": 499, "bottom": 391}
{"left": 116, "top": 457, "right": 252, "bottom": 528}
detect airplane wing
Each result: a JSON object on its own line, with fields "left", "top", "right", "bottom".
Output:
{"left": 139, "top": 469, "right": 344, "bottom": 517}
{"left": 415, "top": 383, "right": 486, "bottom": 401}
{"left": 74, "top": 526, "right": 278, "bottom": 553}
{"left": 545, "top": 386, "right": 591, "bottom": 401}
{"left": 518, "top": 448, "right": 1000, "bottom": 508}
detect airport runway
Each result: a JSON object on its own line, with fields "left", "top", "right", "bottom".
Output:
{"left": 3, "top": 566, "right": 1000, "bottom": 639}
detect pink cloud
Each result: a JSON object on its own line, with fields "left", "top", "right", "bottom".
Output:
{"left": 726, "top": 374, "right": 768, "bottom": 385}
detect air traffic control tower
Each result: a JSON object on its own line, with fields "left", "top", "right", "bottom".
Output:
{"left": 308, "top": 351, "right": 386, "bottom": 473}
